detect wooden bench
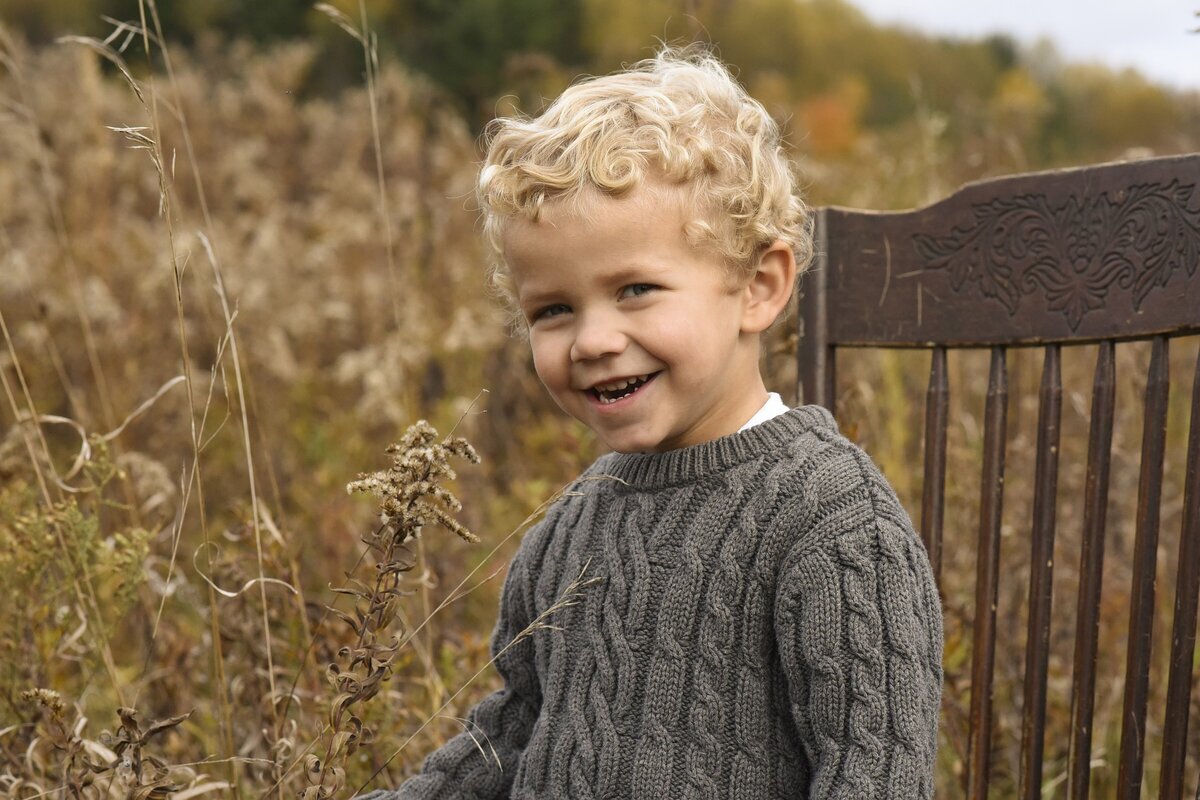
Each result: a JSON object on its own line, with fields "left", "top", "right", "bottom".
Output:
{"left": 798, "top": 154, "right": 1200, "bottom": 799}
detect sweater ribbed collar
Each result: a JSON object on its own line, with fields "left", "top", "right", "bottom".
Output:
{"left": 586, "top": 405, "right": 838, "bottom": 491}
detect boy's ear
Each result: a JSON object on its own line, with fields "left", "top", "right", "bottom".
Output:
{"left": 740, "top": 239, "right": 797, "bottom": 334}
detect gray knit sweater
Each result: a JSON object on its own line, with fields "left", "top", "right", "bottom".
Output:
{"left": 362, "top": 406, "right": 943, "bottom": 799}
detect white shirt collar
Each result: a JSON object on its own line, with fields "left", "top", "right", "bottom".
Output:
{"left": 738, "top": 392, "right": 789, "bottom": 432}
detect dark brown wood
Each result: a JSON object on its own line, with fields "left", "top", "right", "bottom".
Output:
{"left": 817, "top": 155, "right": 1200, "bottom": 347}
{"left": 1158, "top": 344, "right": 1200, "bottom": 800}
{"left": 921, "top": 346, "right": 948, "bottom": 585}
{"left": 968, "top": 347, "right": 1007, "bottom": 800}
{"left": 825, "top": 349, "right": 837, "bottom": 418}
{"left": 802, "top": 157, "right": 1200, "bottom": 796}
{"left": 1117, "top": 335, "right": 1170, "bottom": 800}
{"left": 1067, "top": 341, "right": 1116, "bottom": 800}
{"left": 1019, "top": 344, "right": 1062, "bottom": 800}
{"left": 798, "top": 209, "right": 831, "bottom": 408}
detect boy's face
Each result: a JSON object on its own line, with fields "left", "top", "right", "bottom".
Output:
{"left": 503, "top": 182, "right": 770, "bottom": 453}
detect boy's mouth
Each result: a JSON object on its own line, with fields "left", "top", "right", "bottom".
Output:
{"left": 588, "top": 372, "right": 660, "bottom": 405}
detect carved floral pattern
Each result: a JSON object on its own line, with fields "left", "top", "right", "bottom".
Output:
{"left": 912, "top": 179, "right": 1200, "bottom": 330}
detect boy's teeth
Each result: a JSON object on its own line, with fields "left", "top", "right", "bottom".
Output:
{"left": 592, "top": 373, "right": 653, "bottom": 403}
{"left": 597, "top": 374, "right": 645, "bottom": 392}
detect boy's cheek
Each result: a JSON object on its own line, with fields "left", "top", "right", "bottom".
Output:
{"left": 530, "top": 350, "right": 572, "bottom": 402}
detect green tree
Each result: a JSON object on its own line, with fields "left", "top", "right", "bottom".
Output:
{"left": 390, "top": 0, "right": 584, "bottom": 124}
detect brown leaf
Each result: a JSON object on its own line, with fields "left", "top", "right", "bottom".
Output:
{"left": 142, "top": 711, "right": 192, "bottom": 742}
{"left": 117, "top": 707, "right": 141, "bottom": 735}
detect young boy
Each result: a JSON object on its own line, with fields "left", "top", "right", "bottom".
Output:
{"left": 365, "top": 46, "right": 943, "bottom": 799}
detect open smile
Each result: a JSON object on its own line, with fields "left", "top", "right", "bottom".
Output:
{"left": 586, "top": 372, "right": 661, "bottom": 406}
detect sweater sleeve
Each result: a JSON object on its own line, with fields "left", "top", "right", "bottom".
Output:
{"left": 358, "top": 534, "right": 543, "bottom": 800}
{"left": 773, "top": 469, "right": 943, "bottom": 799}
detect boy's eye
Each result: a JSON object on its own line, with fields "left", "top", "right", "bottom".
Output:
{"left": 621, "top": 283, "right": 657, "bottom": 299}
{"left": 532, "top": 303, "right": 570, "bottom": 322}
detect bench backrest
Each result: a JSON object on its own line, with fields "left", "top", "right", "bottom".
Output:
{"left": 798, "top": 154, "right": 1200, "bottom": 799}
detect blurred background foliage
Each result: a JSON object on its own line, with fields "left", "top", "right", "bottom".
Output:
{"left": 2, "top": 0, "right": 1196, "bottom": 168}
{"left": 0, "top": 0, "right": 1197, "bottom": 798}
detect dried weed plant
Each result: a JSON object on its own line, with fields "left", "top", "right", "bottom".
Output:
{"left": 17, "top": 685, "right": 198, "bottom": 800}
{"left": 304, "top": 421, "right": 479, "bottom": 799}
{"left": 17, "top": 688, "right": 96, "bottom": 799}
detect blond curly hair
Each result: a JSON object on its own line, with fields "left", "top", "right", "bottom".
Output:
{"left": 477, "top": 44, "right": 813, "bottom": 320}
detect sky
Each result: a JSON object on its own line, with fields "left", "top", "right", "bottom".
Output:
{"left": 846, "top": 0, "right": 1200, "bottom": 91}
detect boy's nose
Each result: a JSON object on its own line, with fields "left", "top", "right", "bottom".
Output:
{"left": 569, "top": 312, "right": 627, "bottom": 362}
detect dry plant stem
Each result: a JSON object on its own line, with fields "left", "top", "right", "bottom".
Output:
{"left": 136, "top": 0, "right": 233, "bottom": 355}
{"left": 413, "top": 534, "right": 446, "bottom": 717}
{"left": 276, "top": 540, "right": 376, "bottom": 731}
{"left": 247, "top": 378, "right": 289, "bottom": 539}
{"left": 391, "top": 595, "right": 449, "bottom": 708}
{"left": 357, "top": 0, "right": 402, "bottom": 330}
{"left": 202, "top": 234, "right": 283, "bottom": 734}
{"left": 354, "top": 564, "right": 603, "bottom": 797}
{"left": 419, "top": 564, "right": 506, "bottom": 624}
{"left": 243, "top": 366, "right": 313, "bottom": 693}
{"left": 383, "top": 391, "right": 539, "bottom": 670}
{"left": 142, "top": 329, "right": 231, "bottom": 653}
{"left": 130, "top": 1, "right": 238, "bottom": 789}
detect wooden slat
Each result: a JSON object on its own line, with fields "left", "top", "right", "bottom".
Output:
{"left": 798, "top": 210, "right": 831, "bottom": 409}
{"left": 825, "top": 348, "right": 837, "bottom": 417}
{"left": 1020, "top": 344, "right": 1062, "bottom": 800}
{"left": 921, "top": 346, "right": 948, "bottom": 585}
{"left": 968, "top": 346, "right": 1007, "bottom": 800}
{"left": 1158, "top": 343, "right": 1200, "bottom": 800}
{"left": 1067, "top": 341, "right": 1117, "bottom": 800}
{"left": 1117, "top": 335, "right": 1171, "bottom": 800}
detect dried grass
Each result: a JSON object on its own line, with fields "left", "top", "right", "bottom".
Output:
{"left": 0, "top": 11, "right": 590, "bottom": 797}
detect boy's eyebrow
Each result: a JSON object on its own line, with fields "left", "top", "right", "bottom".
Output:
{"left": 517, "top": 289, "right": 559, "bottom": 309}
{"left": 601, "top": 262, "right": 669, "bottom": 284}
{"left": 516, "top": 285, "right": 571, "bottom": 315}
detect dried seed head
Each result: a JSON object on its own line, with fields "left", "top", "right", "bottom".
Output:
{"left": 346, "top": 420, "right": 480, "bottom": 544}
{"left": 20, "top": 688, "right": 66, "bottom": 719}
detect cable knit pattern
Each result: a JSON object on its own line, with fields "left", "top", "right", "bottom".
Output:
{"left": 358, "top": 406, "right": 943, "bottom": 799}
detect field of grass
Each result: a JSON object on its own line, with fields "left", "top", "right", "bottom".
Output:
{"left": 0, "top": 8, "right": 1197, "bottom": 799}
